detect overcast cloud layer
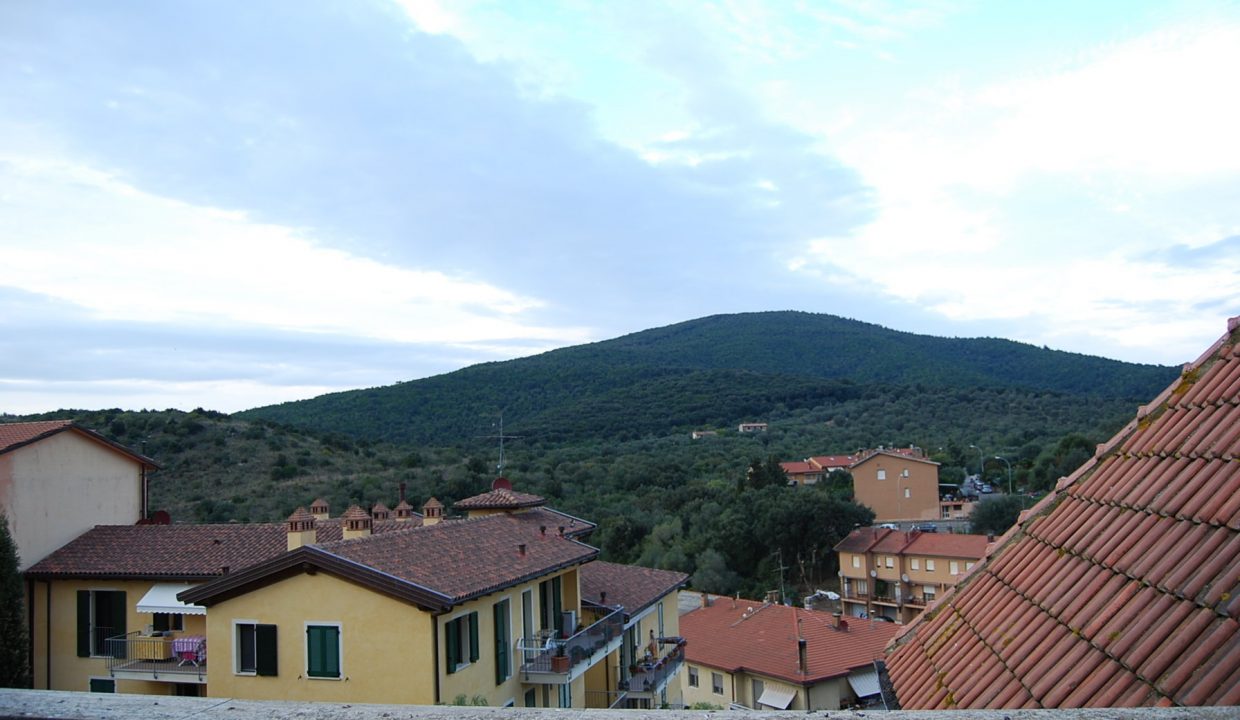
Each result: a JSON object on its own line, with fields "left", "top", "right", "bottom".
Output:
{"left": 2, "top": 1, "right": 1238, "bottom": 414}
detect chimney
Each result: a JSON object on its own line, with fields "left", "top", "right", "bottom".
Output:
{"left": 286, "top": 507, "right": 317, "bottom": 550}
{"left": 764, "top": 589, "right": 780, "bottom": 605}
{"left": 309, "top": 498, "right": 330, "bottom": 521}
{"left": 342, "top": 505, "right": 372, "bottom": 540}
{"left": 600, "top": 591, "right": 607, "bottom": 605}
{"left": 557, "top": 526, "right": 565, "bottom": 537}
{"left": 371, "top": 502, "right": 391, "bottom": 521}
{"left": 832, "top": 611, "right": 843, "bottom": 628}
{"left": 518, "top": 543, "right": 526, "bottom": 557}
{"left": 422, "top": 497, "right": 444, "bottom": 526}
{"left": 700, "top": 592, "right": 711, "bottom": 609}
{"left": 797, "top": 637, "right": 808, "bottom": 675}
{"left": 394, "top": 499, "right": 415, "bottom": 521}
{"left": 399, "top": 481, "right": 407, "bottom": 503}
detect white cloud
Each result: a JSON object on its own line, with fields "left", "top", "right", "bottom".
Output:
{"left": 0, "top": 156, "right": 591, "bottom": 347}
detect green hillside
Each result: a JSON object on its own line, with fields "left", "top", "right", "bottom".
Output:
{"left": 238, "top": 311, "right": 1176, "bottom": 445}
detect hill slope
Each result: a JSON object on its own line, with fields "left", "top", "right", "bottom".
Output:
{"left": 239, "top": 311, "right": 1176, "bottom": 445}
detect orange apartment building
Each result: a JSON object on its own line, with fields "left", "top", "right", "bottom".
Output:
{"left": 833, "top": 527, "right": 989, "bottom": 624}
{"left": 849, "top": 450, "right": 941, "bottom": 523}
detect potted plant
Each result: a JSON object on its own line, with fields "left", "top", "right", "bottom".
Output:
{"left": 550, "top": 645, "right": 570, "bottom": 673}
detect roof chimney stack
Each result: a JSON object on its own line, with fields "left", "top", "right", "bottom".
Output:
{"left": 342, "top": 505, "right": 372, "bottom": 540}
{"left": 394, "top": 499, "right": 414, "bottom": 521}
{"left": 399, "top": 481, "right": 407, "bottom": 503}
{"left": 422, "top": 497, "right": 444, "bottom": 526}
{"left": 286, "top": 507, "right": 317, "bottom": 550}
{"left": 797, "top": 637, "right": 808, "bottom": 675}
{"left": 371, "top": 502, "right": 391, "bottom": 521}
{"left": 309, "top": 498, "right": 330, "bottom": 521}
{"left": 518, "top": 543, "right": 526, "bottom": 557}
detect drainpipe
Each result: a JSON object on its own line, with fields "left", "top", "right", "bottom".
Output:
{"left": 25, "top": 578, "right": 34, "bottom": 688}
{"left": 432, "top": 615, "right": 440, "bottom": 704}
{"left": 45, "top": 580, "right": 51, "bottom": 689}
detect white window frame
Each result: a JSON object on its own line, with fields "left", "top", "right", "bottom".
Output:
{"left": 884, "top": 556, "right": 893, "bottom": 569}
{"left": 910, "top": 558, "right": 920, "bottom": 571}
{"left": 904, "top": 487, "right": 911, "bottom": 498}
{"left": 950, "top": 561, "right": 960, "bottom": 575}
{"left": 304, "top": 620, "right": 343, "bottom": 681}
{"left": 233, "top": 619, "right": 260, "bottom": 676}
{"left": 926, "top": 559, "right": 936, "bottom": 571}
{"left": 876, "top": 469, "right": 886, "bottom": 480}
{"left": 712, "top": 671, "right": 725, "bottom": 695}
{"left": 688, "top": 665, "right": 699, "bottom": 687}
{"left": 851, "top": 555, "right": 860, "bottom": 568}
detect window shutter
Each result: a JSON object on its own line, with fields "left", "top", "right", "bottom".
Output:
{"left": 494, "top": 602, "right": 509, "bottom": 684}
{"left": 76, "top": 591, "right": 90, "bottom": 657}
{"left": 445, "top": 617, "right": 459, "bottom": 674}
{"left": 256, "top": 624, "right": 278, "bottom": 676}
{"left": 307, "top": 626, "right": 340, "bottom": 678}
{"left": 552, "top": 576, "right": 563, "bottom": 634}
{"left": 468, "top": 612, "right": 479, "bottom": 663}
{"left": 109, "top": 591, "right": 127, "bottom": 659}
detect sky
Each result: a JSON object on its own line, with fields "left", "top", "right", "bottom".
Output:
{"left": 2, "top": 0, "right": 1239, "bottom": 415}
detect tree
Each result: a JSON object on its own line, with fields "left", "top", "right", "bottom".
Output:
{"left": 969, "top": 495, "right": 1026, "bottom": 536}
{"left": 0, "top": 513, "right": 30, "bottom": 687}
{"left": 691, "top": 549, "right": 739, "bottom": 595}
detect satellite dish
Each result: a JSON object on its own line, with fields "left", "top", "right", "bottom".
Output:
{"left": 492, "top": 477, "right": 512, "bottom": 491}
{"left": 901, "top": 574, "right": 910, "bottom": 583}
{"left": 869, "top": 570, "right": 877, "bottom": 578}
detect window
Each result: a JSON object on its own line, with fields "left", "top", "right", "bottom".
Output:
{"left": 712, "top": 672, "right": 724, "bottom": 695}
{"left": 558, "top": 681, "right": 572, "bottom": 708}
{"left": 494, "top": 599, "right": 511, "bottom": 684}
{"left": 688, "top": 666, "right": 699, "bottom": 687}
{"left": 524, "top": 688, "right": 536, "bottom": 708}
{"left": 153, "top": 613, "right": 184, "bottom": 633}
{"left": 445, "top": 612, "right": 479, "bottom": 674}
{"left": 76, "top": 590, "right": 126, "bottom": 658}
{"left": 926, "top": 559, "right": 936, "bottom": 571}
{"left": 539, "top": 576, "right": 563, "bottom": 635}
{"left": 901, "top": 468, "right": 909, "bottom": 478}
{"left": 236, "top": 623, "right": 278, "bottom": 676}
{"left": 851, "top": 555, "right": 860, "bottom": 569}
{"left": 657, "top": 601, "right": 665, "bottom": 637}
{"left": 89, "top": 677, "right": 115, "bottom": 693}
{"left": 877, "top": 469, "right": 887, "bottom": 480}
{"left": 966, "top": 562, "right": 975, "bottom": 571}
{"left": 752, "top": 679, "right": 765, "bottom": 707}
{"left": 911, "top": 558, "right": 920, "bottom": 571}
{"left": 949, "top": 561, "right": 960, "bottom": 575}
{"left": 306, "top": 624, "right": 341, "bottom": 679}
{"left": 904, "top": 487, "right": 911, "bottom": 498}
{"left": 884, "top": 556, "right": 893, "bottom": 569}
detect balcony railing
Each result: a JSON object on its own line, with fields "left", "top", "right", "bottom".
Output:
{"left": 518, "top": 607, "right": 624, "bottom": 679}
{"left": 623, "top": 637, "right": 686, "bottom": 697}
{"left": 104, "top": 632, "right": 207, "bottom": 683}
{"left": 841, "top": 588, "right": 869, "bottom": 601}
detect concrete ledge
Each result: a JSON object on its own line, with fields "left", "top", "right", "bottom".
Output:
{"left": 1, "top": 690, "right": 1238, "bottom": 720}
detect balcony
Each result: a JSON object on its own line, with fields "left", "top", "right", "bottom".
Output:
{"left": 104, "top": 632, "right": 207, "bottom": 684}
{"left": 518, "top": 607, "right": 624, "bottom": 683}
{"left": 623, "top": 637, "right": 686, "bottom": 698}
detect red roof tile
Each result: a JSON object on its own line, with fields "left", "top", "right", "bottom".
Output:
{"left": 887, "top": 317, "right": 1240, "bottom": 709}
{"left": 25, "top": 524, "right": 287, "bottom": 578}
{"left": 779, "top": 461, "right": 818, "bottom": 475}
{"left": 682, "top": 599, "right": 898, "bottom": 684}
{"left": 579, "top": 561, "right": 687, "bottom": 617}
{"left": 454, "top": 488, "right": 545, "bottom": 510}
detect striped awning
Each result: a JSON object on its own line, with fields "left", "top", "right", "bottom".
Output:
{"left": 136, "top": 583, "right": 205, "bottom": 615}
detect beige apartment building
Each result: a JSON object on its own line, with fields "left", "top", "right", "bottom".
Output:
{"left": 849, "top": 450, "right": 940, "bottom": 523}
{"left": 834, "top": 527, "right": 989, "bottom": 624}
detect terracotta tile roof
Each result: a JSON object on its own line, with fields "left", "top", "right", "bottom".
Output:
{"left": 340, "top": 505, "right": 370, "bottom": 521}
{"left": 835, "top": 528, "right": 989, "bottom": 559}
{"left": 887, "top": 316, "right": 1240, "bottom": 709}
{"left": 0, "top": 420, "right": 157, "bottom": 468}
{"left": 850, "top": 450, "right": 939, "bottom": 469}
{"left": 681, "top": 599, "right": 898, "bottom": 684}
{"left": 25, "top": 524, "right": 288, "bottom": 578}
{"left": 579, "top": 561, "right": 688, "bottom": 617}
{"left": 454, "top": 487, "right": 545, "bottom": 510}
{"left": 780, "top": 461, "right": 818, "bottom": 475}
{"left": 808, "top": 454, "right": 859, "bottom": 470}
{"left": 316, "top": 510, "right": 597, "bottom": 602}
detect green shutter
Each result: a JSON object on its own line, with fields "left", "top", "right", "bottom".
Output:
{"left": 468, "top": 612, "right": 479, "bottom": 663}
{"left": 445, "top": 617, "right": 459, "bottom": 674}
{"left": 494, "top": 601, "right": 509, "bottom": 684}
{"left": 307, "top": 625, "right": 340, "bottom": 678}
{"left": 108, "top": 591, "right": 127, "bottom": 659}
{"left": 77, "top": 591, "right": 90, "bottom": 657}
{"left": 256, "top": 624, "right": 278, "bottom": 677}
{"left": 552, "top": 576, "right": 563, "bottom": 634}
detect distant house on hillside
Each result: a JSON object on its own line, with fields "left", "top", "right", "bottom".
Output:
{"left": 690, "top": 431, "right": 718, "bottom": 440}
{"left": 849, "top": 450, "right": 940, "bottom": 523}
{"left": 0, "top": 420, "right": 157, "bottom": 571}
{"left": 779, "top": 461, "right": 822, "bottom": 486}
{"left": 737, "top": 422, "right": 767, "bottom": 433}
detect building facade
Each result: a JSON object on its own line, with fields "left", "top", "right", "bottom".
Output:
{"left": 849, "top": 451, "right": 941, "bottom": 523}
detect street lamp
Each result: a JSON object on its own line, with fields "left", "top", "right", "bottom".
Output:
{"left": 968, "top": 444, "right": 984, "bottom": 481}
{"left": 994, "top": 455, "right": 1012, "bottom": 495}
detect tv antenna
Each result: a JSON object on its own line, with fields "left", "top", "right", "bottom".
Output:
{"left": 478, "top": 410, "right": 522, "bottom": 475}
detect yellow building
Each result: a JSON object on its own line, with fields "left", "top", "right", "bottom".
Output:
{"left": 679, "top": 596, "right": 897, "bottom": 710}
{"left": 834, "top": 527, "right": 990, "bottom": 624}
{"left": 849, "top": 450, "right": 941, "bottom": 523}
{"left": 1, "top": 420, "right": 157, "bottom": 571}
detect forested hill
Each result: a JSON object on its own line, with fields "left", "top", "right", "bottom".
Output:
{"left": 238, "top": 311, "right": 1177, "bottom": 446}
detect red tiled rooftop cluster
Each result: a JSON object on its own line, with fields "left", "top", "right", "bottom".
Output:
{"left": 887, "top": 319, "right": 1240, "bottom": 709}
{"left": 579, "top": 560, "right": 688, "bottom": 616}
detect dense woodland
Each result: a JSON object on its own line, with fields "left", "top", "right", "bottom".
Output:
{"left": 8, "top": 312, "right": 1177, "bottom": 601}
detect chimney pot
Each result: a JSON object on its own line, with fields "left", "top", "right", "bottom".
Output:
{"left": 558, "top": 526, "right": 565, "bottom": 536}
{"left": 600, "top": 591, "right": 607, "bottom": 605}
{"left": 221, "top": 565, "right": 229, "bottom": 575}
{"left": 540, "top": 525, "right": 546, "bottom": 536}
{"left": 518, "top": 543, "right": 526, "bottom": 556}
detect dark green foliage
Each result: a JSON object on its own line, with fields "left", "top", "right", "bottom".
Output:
{"left": 0, "top": 513, "right": 30, "bottom": 688}
{"left": 237, "top": 311, "right": 1175, "bottom": 446}
{"left": 969, "top": 495, "right": 1030, "bottom": 536}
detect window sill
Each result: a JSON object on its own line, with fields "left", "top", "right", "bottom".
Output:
{"left": 306, "top": 674, "right": 343, "bottom": 681}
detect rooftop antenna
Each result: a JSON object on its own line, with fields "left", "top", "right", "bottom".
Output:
{"left": 478, "top": 410, "right": 522, "bottom": 475}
